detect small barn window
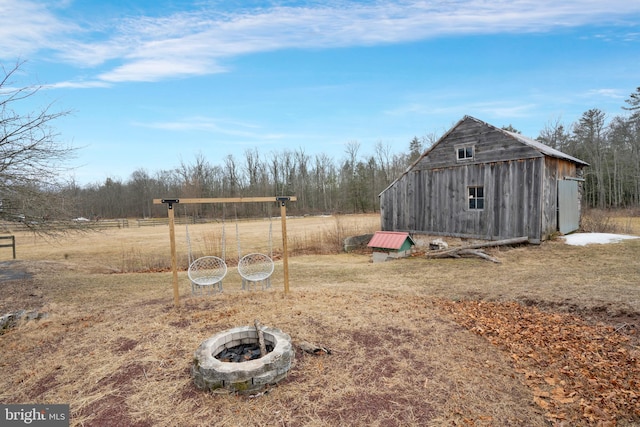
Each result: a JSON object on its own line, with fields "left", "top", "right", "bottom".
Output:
{"left": 468, "top": 186, "right": 484, "bottom": 210}
{"left": 456, "top": 146, "right": 474, "bottom": 161}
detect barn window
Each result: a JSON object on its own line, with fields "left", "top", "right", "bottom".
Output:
{"left": 468, "top": 186, "right": 484, "bottom": 210}
{"left": 456, "top": 146, "right": 474, "bottom": 161}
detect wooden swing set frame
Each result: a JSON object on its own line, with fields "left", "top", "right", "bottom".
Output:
{"left": 153, "top": 196, "right": 296, "bottom": 307}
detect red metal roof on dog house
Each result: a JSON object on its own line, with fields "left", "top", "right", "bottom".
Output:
{"left": 368, "top": 231, "right": 415, "bottom": 251}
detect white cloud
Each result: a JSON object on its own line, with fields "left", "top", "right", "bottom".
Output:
{"left": 135, "top": 116, "right": 287, "bottom": 140}
{"left": 44, "top": 80, "right": 111, "bottom": 89}
{"left": 97, "top": 58, "right": 227, "bottom": 83}
{"left": 385, "top": 100, "right": 536, "bottom": 119}
{"left": 622, "top": 32, "right": 640, "bottom": 42}
{"left": 473, "top": 102, "right": 538, "bottom": 118}
{"left": 584, "top": 88, "right": 626, "bottom": 100}
{"left": 2, "top": 0, "right": 639, "bottom": 83}
{"left": 0, "top": 1, "right": 77, "bottom": 59}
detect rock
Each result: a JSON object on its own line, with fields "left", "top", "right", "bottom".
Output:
{"left": 0, "top": 309, "right": 47, "bottom": 332}
{"left": 344, "top": 233, "right": 375, "bottom": 252}
{"left": 429, "top": 238, "right": 448, "bottom": 250}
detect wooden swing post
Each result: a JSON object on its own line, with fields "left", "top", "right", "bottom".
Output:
{"left": 154, "top": 196, "right": 297, "bottom": 307}
{"left": 276, "top": 197, "right": 291, "bottom": 294}
{"left": 159, "top": 199, "right": 181, "bottom": 307}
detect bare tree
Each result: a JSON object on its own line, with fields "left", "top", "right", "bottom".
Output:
{"left": 0, "top": 61, "right": 76, "bottom": 232}
{"left": 312, "top": 153, "right": 334, "bottom": 212}
{"left": 608, "top": 115, "right": 640, "bottom": 206}
{"left": 374, "top": 141, "right": 393, "bottom": 185}
{"left": 243, "top": 148, "right": 262, "bottom": 195}
{"left": 223, "top": 154, "right": 241, "bottom": 197}
{"left": 127, "top": 169, "right": 154, "bottom": 218}
{"left": 294, "top": 147, "right": 310, "bottom": 210}
{"left": 268, "top": 152, "right": 281, "bottom": 197}
{"left": 421, "top": 131, "right": 440, "bottom": 150}
{"left": 573, "top": 109, "right": 608, "bottom": 208}
{"left": 622, "top": 88, "right": 640, "bottom": 205}
{"left": 537, "top": 117, "right": 570, "bottom": 151}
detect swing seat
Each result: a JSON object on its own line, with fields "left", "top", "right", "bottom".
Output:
{"left": 238, "top": 253, "right": 274, "bottom": 290}
{"left": 188, "top": 256, "right": 227, "bottom": 291}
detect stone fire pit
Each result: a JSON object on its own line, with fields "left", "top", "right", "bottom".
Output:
{"left": 192, "top": 325, "right": 294, "bottom": 393}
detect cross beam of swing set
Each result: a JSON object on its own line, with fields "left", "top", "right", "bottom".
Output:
{"left": 153, "top": 196, "right": 297, "bottom": 307}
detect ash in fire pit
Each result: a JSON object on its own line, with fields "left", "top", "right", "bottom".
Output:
{"left": 192, "top": 324, "right": 294, "bottom": 393}
{"left": 216, "top": 343, "right": 274, "bottom": 362}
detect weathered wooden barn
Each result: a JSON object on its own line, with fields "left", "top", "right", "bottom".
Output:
{"left": 379, "top": 116, "right": 589, "bottom": 243}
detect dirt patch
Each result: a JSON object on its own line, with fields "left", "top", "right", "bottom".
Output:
{"left": 77, "top": 362, "right": 155, "bottom": 426}
{"left": 113, "top": 337, "right": 139, "bottom": 353}
{"left": 77, "top": 393, "right": 153, "bottom": 427}
{"left": 169, "top": 319, "right": 191, "bottom": 328}
{"left": 318, "top": 392, "right": 437, "bottom": 426}
{"left": 0, "top": 261, "right": 33, "bottom": 281}
{"left": 0, "top": 262, "right": 42, "bottom": 314}
{"left": 31, "top": 371, "right": 60, "bottom": 399}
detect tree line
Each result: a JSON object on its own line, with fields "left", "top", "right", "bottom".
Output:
{"left": 2, "top": 60, "right": 639, "bottom": 228}
{"left": 59, "top": 141, "right": 419, "bottom": 220}
{"left": 537, "top": 89, "right": 640, "bottom": 209}
{"left": 65, "top": 86, "right": 640, "bottom": 220}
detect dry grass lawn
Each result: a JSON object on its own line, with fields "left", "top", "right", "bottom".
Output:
{"left": 0, "top": 213, "right": 639, "bottom": 426}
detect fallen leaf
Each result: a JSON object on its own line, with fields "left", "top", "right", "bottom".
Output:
{"left": 534, "top": 396, "right": 550, "bottom": 409}
{"left": 533, "top": 387, "right": 550, "bottom": 398}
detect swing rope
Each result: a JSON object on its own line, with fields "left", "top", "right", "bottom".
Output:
{"left": 185, "top": 205, "right": 227, "bottom": 292}
{"left": 235, "top": 203, "right": 275, "bottom": 289}
{"left": 221, "top": 204, "right": 226, "bottom": 261}
{"left": 268, "top": 216, "right": 273, "bottom": 258}
{"left": 235, "top": 204, "right": 242, "bottom": 261}
{"left": 184, "top": 206, "right": 194, "bottom": 265}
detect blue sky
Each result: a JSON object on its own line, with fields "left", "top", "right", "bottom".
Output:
{"left": 1, "top": 0, "right": 638, "bottom": 185}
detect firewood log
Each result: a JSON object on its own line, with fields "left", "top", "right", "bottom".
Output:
{"left": 297, "top": 340, "right": 331, "bottom": 355}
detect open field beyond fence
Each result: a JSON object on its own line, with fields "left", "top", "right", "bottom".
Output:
{"left": 0, "top": 213, "right": 639, "bottom": 426}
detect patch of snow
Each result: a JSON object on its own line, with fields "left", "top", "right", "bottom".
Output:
{"left": 562, "top": 233, "right": 639, "bottom": 246}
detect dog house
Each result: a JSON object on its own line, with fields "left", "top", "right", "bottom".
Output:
{"left": 368, "top": 231, "right": 416, "bottom": 262}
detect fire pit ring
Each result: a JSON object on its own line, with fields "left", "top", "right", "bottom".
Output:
{"left": 192, "top": 325, "right": 294, "bottom": 393}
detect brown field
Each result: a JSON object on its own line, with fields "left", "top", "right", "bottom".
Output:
{"left": 1, "top": 213, "right": 639, "bottom": 426}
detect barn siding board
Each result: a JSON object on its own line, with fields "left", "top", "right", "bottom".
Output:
{"left": 543, "top": 157, "right": 559, "bottom": 235}
{"left": 380, "top": 116, "right": 587, "bottom": 241}
{"left": 520, "top": 162, "right": 528, "bottom": 237}
{"left": 417, "top": 121, "right": 544, "bottom": 170}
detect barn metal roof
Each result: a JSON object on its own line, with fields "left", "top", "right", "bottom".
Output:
{"left": 505, "top": 130, "right": 589, "bottom": 167}
{"left": 368, "top": 231, "right": 416, "bottom": 250}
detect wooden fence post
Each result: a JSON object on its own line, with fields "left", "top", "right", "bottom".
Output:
{"left": 0, "top": 235, "right": 16, "bottom": 259}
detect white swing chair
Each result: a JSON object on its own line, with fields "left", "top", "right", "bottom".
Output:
{"left": 235, "top": 207, "right": 274, "bottom": 291}
{"left": 185, "top": 210, "right": 227, "bottom": 295}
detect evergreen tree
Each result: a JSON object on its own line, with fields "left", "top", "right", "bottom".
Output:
{"left": 408, "top": 136, "right": 422, "bottom": 163}
{"left": 501, "top": 124, "right": 521, "bottom": 134}
{"left": 623, "top": 87, "right": 640, "bottom": 116}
